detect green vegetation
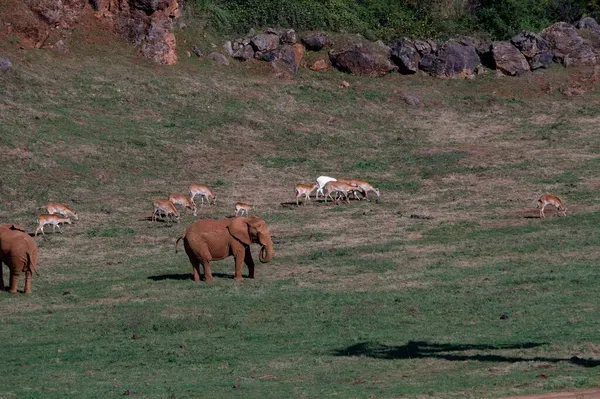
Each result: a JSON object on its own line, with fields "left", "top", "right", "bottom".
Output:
{"left": 190, "top": 0, "right": 600, "bottom": 40}
{"left": 1, "top": 27, "right": 600, "bottom": 398}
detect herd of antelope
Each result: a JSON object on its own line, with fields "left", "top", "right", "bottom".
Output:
{"left": 33, "top": 178, "right": 567, "bottom": 236}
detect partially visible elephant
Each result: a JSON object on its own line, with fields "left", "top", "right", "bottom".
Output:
{"left": 175, "top": 216, "right": 274, "bottom": 281}
{"left": 0, "top": 224, "right": 39, "bottom": 294}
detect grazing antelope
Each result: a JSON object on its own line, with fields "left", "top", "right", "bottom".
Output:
{"left": 39, "top": 202, "right": 78, "bottom": 220}
{"left": 189, "top": 184, "right": 216, "bottom": 206}
{"left": 153, "top": 199, "right": 180, "bottom": 223}
{"left": 295, "top": 183, "right": 318, "bottom": 206}
{"left": 35, "top": 214, "right": 72, "bottom": 236}
{"left": 336, "top": 179, "right": 381, "bottom": 201}
{"left": 537, "top": 194, "right": 567, "bottom": 218}
{"left": 235, "top": 202, "right": 251, "bottom": 216}
{"left": 324, "top": 181, "right": 356, "bottom": 204}
{"left": 168, "top": 193, "right": 197, "bottom": 216}
{"left": 315, "top": 176, "right": 337, "bottom": 199}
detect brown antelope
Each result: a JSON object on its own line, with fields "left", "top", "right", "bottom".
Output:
{"left": 168, "top": 193, "right": 197, "bottom": 216}
{"left": 324, "top": 181, "right": 356, "bottom": 204}
{"left": 295, "top": 183, "right": 318, "bottom": 206}
{"left": 189, "top": 184, "right": 216, "bottom": 206}
{"left": 235, "top": 202, "right": 251, "bottom": 216}
{"left": 35, "top": 214, "right": 72, "bottom": 236}
{"left": 337, "top": 179, "right": 381, "bottom": 201}
{"left": 153, "top": 199, "right": 180, "bottom": 223}
{"left": 39, "top": 202, "right": 78, "bottom": 220}
{"left": 537, "top": 194, "right": 567, "bottom": 218}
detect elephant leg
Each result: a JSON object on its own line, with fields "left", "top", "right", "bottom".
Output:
{"left": 244, "top": 247, "right": 255, "bottom": 279}
{"left": 0, "top": 263, "right": 5, "bottom": 291}
{"left": 190, "top": 258, "right": 201, "bottom": 282}
{"left": 9, "top": 271, "right": 19, "bottom": 294}
{"left": 233, "top": 251, "right": 245, "bottom": 280}
{"left": 24, "top": 270, "right": 32, "bottom": 294}
{"left": 202, "top": 260, "right": 216, "bottom": 281}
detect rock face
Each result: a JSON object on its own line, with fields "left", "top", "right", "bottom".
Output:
{"left": 510, "top": 31, "right": 553, "bottom": 70}
{"left": 390, "top": 39, "right": 421, "bottom": 74}
{"left": 329, "top": 42, "right": 398, "bottom": 77}
{"left": 419, "top": 41, "right": 480, "bottom": 78}
{"left": 491, "top": 41, "right": 530, "bottom": 76}
{"left": 0, "top": 57, "right": 12, "bottom": 72}
{"left": 541, "top": 22, "right": 597, "bottom": 67}
{"left": 140, "top": 15, "right": 177, "bottom": 64}
{"left": 301, "top": 32, "right": 330, "bottom": 51}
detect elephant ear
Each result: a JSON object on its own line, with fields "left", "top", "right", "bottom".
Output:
{"left": 227, "top": 217, "right": 251, "bottom": 245}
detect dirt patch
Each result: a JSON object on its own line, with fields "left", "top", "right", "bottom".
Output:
{"left": 504, "top": 388, "right": 600, "bottom": 399}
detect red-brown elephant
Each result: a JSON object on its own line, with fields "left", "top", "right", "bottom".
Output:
{"left": 0, "top": 224, "right": 39, "bottom": 294}
{"left": 176, "top": 216, "right": 274, "bottom": 281}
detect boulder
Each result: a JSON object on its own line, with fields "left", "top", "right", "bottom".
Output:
{"left": 292, "top": 43, "right": 305, "bottom": 69}
{"left": 329, "top": 41, "right": 398, "bottom": 77}
{"left": 140, "top": 14, "right": 177, "bottom": 65}
{"left": 0, "top": 57, "right": 12, "bottom": 72}
{"left": 419, "top": 41, "right": 480, "bottom": 78}
{"left": 402, "top": 93, "right": 422, "bottom": 106}
{"left": 309, "top": 58, "right": 330, "bottom": 71}
{"left": 510, "top": 31, "right": 553, "bottom": 70}
{"left": 390, "top": 38, "right": 421, "bottom": 74}
{"left": 413, "top": 39, "right": 433, "bottom": 56}
{"left": 541, "top": 22, "right": 597, "bottom": 67}
{"left": 491, "top": 41, "right": 530, "bottom": 76}
{"left": 280, "top": 29, "right": 298, "bottom": 45}
{"left": 207, "top": 52, "right": 229, "bottom": 66}
{"left": 576, "top": 17, "right": 600, "bottom": 40}
{"left": 223, "top": 41, "right": 234, "bottom": 56}
{"left": 251, "top": 34, "right": 279, "bottom": 52}
{"left": 273, "top": 44, "right": 299, "bottom": 74}
{"left": 301, "top": 32, "right": 330, "bottom": 51}
{"left": 232, "top": 44, "right": 255, "bottom": 61}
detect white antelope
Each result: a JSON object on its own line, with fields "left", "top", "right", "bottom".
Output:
{"left": 152, "top": 199, "right": 180, "bottom": 223}
{"left": 295, "top": 183, "right": 318, "bottom": 206}
{"left": 39, "top": 202, "right": 78, "bottom": 220}
{"left": 537, "top": 194, "right": 567, "bottom": 218}
{"left": 336, "top": 178, "right": 381, "bottom": 201}
{"left": 35, "top": 214, "right": 72, "bottom": 236}
{"left": 168, "top": 193, "right": 197, "bottom": 216}
{"left": 324, "top": 181, "right": 356, "bottom": 204}
{"left": 189, "top": 184, "right": 216, "bottom": 206}
{"left": 235, "top": 202, "right": 251, "bottom": 216}
{"left": 315, "top": 176, "right": 337, "bottom": 199}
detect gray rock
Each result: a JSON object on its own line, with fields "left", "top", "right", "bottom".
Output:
{"left": 402, "top": 93, "right": 422, "bottom": 106}
{"left": 223, "top": 41, "right": 233, "bottom": 56}
{"left": 329, "top": 41, "right": 397, "bottom": 77}
{"left": 390, "top": 38, "right": 421, "bottom": 74}
{"left": 301, "top": 32, "right": 330, "bottom": 51}
{"left": 55, "top": 39, "right": 68, "bottom": 53}
{"left": 510, "top": 31, "right": 553, "bottom": 70}
{"left": 280, "top": 29, "right": 298, "bottom": 44}
{"left": 576, "top": 17, "right": 600, "bottom": 35}
{"left": 232, "top": 44, "right": 255, "bottom": 61}
{"left": 541, "top": 22, "right": 597, "bottom": 67}
{"left": 419, "top": 41, "right": 480, "bottom": 78}
{"left": 491, "top": 41, "right": 530, "bottom": 76}
{"left": 0, "top": 57, "right": 12, "bottom": 72}
{"left": 207, "top": 52, "right": 229, "bottom": 66}
{"left": 413, "top": 39, "right": 433, "bottom": 56}
{"left": 273, "top": 44, "right": 299, "bottom": 74}
{"left": 251, "top": 34, "right": 279, "bottom": 52}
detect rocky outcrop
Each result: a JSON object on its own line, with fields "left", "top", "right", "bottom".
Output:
{"left": 419, "top": 41, "right": 480, "bottom": 78}
{"left": 301, "top": 32, "right": 330, "bottom": 51}
{"left": 390, "top": 39, "right": 421, "bottom": 74}
{"left": 510, "top": 31, "right": 553, "bottom": 70}
{"left": 329, "top": 41, "right": 398, "bottom": 77}
{"left": 491, "top": 41, "right": 530, "bottom": 76}
{"left": 541, "top": 22, "right": 597, "bottom": 67}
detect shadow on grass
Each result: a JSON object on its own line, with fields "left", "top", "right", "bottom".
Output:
{"left": 331, "top": 341, "right": 600, "bottom": 367}
{"left": 148, "top": 272, "right": 239, "bottom": 281}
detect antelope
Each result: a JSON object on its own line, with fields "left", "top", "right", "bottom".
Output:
{"left": 168, "top": 193, "right": 197, "bottom": 216}
{"left": 189, "top": 184, "right": 216, "bottom": 206}
{"left": 39, "top": 202, "right": 78, "bottom": 220}
{"left": 537, "top": 194, "right": 567, "bottom": 218}
{"left": 315, "top": 176, "right": 337, "bottom": 199}
{"left": 295, "top": 183, "right": 318, "bottom": 206}
{"left": 35, "top": 214, "right": 72, "bottom": 236}
{"left": 153, "top": 199, "right": 180, "bottom": 223}
{"left": 324, "top": 181, "right": 356, "bottom": 204}
{"left": 336, "top": 179, "right": 381, "bottom": 201}
{"left": 235, "top": 202, "right": 251, "bottom": 216}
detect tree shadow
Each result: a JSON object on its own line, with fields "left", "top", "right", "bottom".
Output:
{"left": 331, "top": 341, "right": 600, "bottom": 367}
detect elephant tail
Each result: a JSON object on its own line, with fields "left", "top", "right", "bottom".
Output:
{"left": 175, "top": 233, "right": 185, "bottom": 254}
{"left": 27, "top": 251, "right": 39, "bottom": 276}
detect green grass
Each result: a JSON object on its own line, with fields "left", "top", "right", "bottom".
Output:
{"left": 1, "top": 30, "right": 600, "bottom": 399}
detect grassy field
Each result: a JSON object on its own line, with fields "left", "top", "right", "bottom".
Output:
{"left": 1, "top": 25, "right": 600, "bottom": 398}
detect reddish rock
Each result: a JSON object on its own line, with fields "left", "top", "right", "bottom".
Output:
{"left": 491, "top": 41, "right": 530, "bottom": 76}
{"left": 309, "top": 58, "right": 330, "bottom": 71}
{"left": 541, "top": 22, "right": 597, "bottom": 67}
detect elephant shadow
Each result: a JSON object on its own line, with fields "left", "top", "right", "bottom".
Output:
{"left": 148, "top": 272, "right": 246, "bottom": 281}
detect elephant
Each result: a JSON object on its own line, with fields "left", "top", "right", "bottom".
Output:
{"left": 175, "top": 216, "right": 274, "bottom": 281}
{"left": 0, "top": 224, "right": 39, "bottom": 294}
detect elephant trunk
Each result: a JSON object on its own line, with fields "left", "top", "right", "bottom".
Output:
{"left": 258, "top": 237, "right": 274, "bottom": 264}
